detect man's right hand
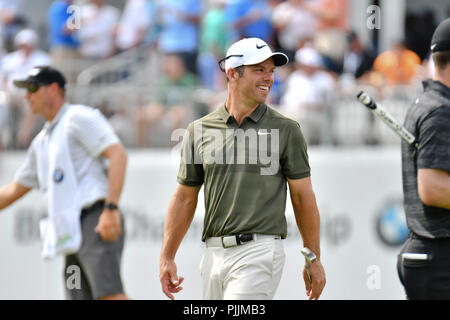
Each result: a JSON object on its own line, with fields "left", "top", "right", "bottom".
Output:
{"left": 160, "top": 259, "right": 184, "bottom": 300}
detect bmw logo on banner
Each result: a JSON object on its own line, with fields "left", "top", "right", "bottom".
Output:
{"left": 376, "top": 199, "right": 409, "bottom": 247}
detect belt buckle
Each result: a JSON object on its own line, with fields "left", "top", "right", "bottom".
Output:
{"left": 238, "top": 234, "right": 254, "bottom": 244}
{"left": 221, "top": 235, "right": 238, "bottom": 248}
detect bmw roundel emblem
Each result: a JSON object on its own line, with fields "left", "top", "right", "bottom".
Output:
{"left": 53, "top": 168, "right": 64, "bottom": 183}
{"left": 376, "top": 199, "right": 409, "bottom": 247}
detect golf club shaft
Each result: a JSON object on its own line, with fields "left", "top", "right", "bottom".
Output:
{"left": 356, "top": 91, "right": 418, "bottom": 148}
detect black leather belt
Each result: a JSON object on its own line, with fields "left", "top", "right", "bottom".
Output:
{"left": 206, "top": 234, "right": 281, "bottom": 248}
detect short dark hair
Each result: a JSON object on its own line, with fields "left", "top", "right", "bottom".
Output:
{"left": 235, "top": 66, "right": 245, "bottom": 77}
{"left": 432, "top": 50, "right": 450, "bottom": 69}
{"left": 226, "top": 65, "right": 245, "bottom": 83}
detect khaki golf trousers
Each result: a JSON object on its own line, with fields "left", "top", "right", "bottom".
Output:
{"left": 201, "top": 235, "right": 285, "bottom": 300}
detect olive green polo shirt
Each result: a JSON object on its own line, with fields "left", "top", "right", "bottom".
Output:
{"left": 177, "top": 103, "right": 310, "bottom": 241}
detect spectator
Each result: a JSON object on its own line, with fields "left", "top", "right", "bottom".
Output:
{"left": 1, "top": 30, "right": 50, "bottom": 92}
{"left": 372, "top": 41, "right": 422, "bottom": 86}
{"left": 342, "top": 30, "right": 375, "bottom": 81}
{"left": 198, "top": 0, "right": 228, "bottom": 90}
{"left": 115, "top": 0, "right": 150, "bottom": 52}
{"left": 157, "top": 0, "right": 203, "bottom": 75}
{"left": 271, "top": 0, "right": 317, "bottom": 62}
{"left": 78, "top": 0, "right": 120, "bottom": 61}
{"left": 136, "top": 53, "right": 198, "bottom": 147}
{"left": 0, "top": 0, "right": 25, "bottom": 52}
{"left": 142, "top": 0, "right": 161, "bottom": 48}
{"left": 280, "top": 46, "right": 336, "bottom": 145}
{"left": 47, "top": 0, "right": 80, "bottom": 83}
{"left": 309, "top": 0, "right": 349, "bottom": 74}
{"left": 0, "top": 29, "right": 50, "bottom": 149}
{"left": 224, "top": 0, "right": 274, "bottom": 44}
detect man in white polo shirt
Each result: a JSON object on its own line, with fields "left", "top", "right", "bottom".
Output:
{"left": 0, "top": 66, "right": 128, "bottom": 300}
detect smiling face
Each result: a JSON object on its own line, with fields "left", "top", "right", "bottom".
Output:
{"left": 231, "top": 57, "right": 275, "bottom": 107}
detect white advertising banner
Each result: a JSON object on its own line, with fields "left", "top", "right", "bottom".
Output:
{"left": 0, "top": 147, "right": 407, "bottom": 299}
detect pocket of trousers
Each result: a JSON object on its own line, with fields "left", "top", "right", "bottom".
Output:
{"left": 199, "top": 250, "right": 206, "bottom": 275}
{"left": 271, "top": 240, "right": 285, "bottom": 275}
{"left": 401, "top": 253, "right": 429, "bottom": 268}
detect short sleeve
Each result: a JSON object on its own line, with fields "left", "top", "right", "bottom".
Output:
{"left": 417, "top": 106, "right": 450, "bottom": 172}
{"left": 281, "top": 121, "right": 311, "bottom": 179}
{"left": 68, "top": 107, "right": 120, "bottom": 157}
{"left": 14, "top": 143, "right": 39, "bottom": 189}
{"left": 177, "top": 122, "right": 204, "bottom": 186}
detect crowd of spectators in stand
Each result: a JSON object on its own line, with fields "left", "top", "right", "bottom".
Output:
{"left": 0, "top": 0, "right": 445, "bottom": 149}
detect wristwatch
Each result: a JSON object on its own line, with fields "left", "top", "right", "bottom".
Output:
{"left": 104, "top": 202, "right": 118, "bottom": 211}
{"left": 301, "top": 247, "right": 317, "bottom": 283}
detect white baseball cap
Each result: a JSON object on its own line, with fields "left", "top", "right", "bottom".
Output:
{"left": 295, "top": 47, "right": 322, "bottom": 68}
{"left": 14, "top": 29, "right": 39, "bottom": 48}
{"left": 219, "top": 38, "right": 289, "bottom": 72}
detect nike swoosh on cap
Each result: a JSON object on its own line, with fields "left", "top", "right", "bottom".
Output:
{"left": 256, "top": 44, "right": 267, "bottom": 49}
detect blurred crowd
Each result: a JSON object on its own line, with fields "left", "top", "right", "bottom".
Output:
{"left": 0, "top": 0, "right": 445, "bottom": 149}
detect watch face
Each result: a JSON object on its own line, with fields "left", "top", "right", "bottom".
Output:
{"left": 105, "top": 203, "right": 118, "bottom": 210}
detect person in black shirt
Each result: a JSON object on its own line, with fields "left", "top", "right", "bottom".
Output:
{"left": 343, "top": 31, "right": 375, "bottom": 80}
{"left": 397, "top": 18, "right": 450, "bottom": 300}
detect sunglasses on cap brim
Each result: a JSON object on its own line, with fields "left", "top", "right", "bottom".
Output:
{"left": 218, "top": 54, "right": 244, "bottom": 72}
{"left": 13, "top": 80, "right": 45, "bottom": 93}
{"left": 25, "top": 81, "right": 45, "bottom": 93}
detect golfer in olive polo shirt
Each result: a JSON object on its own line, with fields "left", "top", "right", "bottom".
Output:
{"left": 160, "top": 38, "right": 326, "bottom": 300}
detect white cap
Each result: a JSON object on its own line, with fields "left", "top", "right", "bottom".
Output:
{"left": 14, "top": 29, "right": 39, "bottom": 48}
{"left": 295, "top": 47, "right": 322, "bottom": 68}
{"left": 222, "top": 38, "right": 289, "bottom": 72}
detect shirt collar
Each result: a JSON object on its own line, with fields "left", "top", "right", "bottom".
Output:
{"left": 218, "top": 103, "right": 267, "bottom": 124}
{"left": 423, "top": 79, "right": 450, "bottom": 100}
{"left": 249, "top": 103, "right": 267, "bottom": 123}
{"left": 43, "top": 102, "right": 70, "bottom": 133}
{"left": 218, "top": 103, "right": 233, "bottom": 123}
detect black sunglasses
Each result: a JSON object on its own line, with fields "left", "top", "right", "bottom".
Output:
{"left": 26, "top": 81, "right": 45, "bottom": 94}
{"left": 218, "top": 54, "right": 244, "bottom": 72}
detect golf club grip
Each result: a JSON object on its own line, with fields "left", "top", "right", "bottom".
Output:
{"left": 356, "top": 91, "right": 417, "bottom": 147}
